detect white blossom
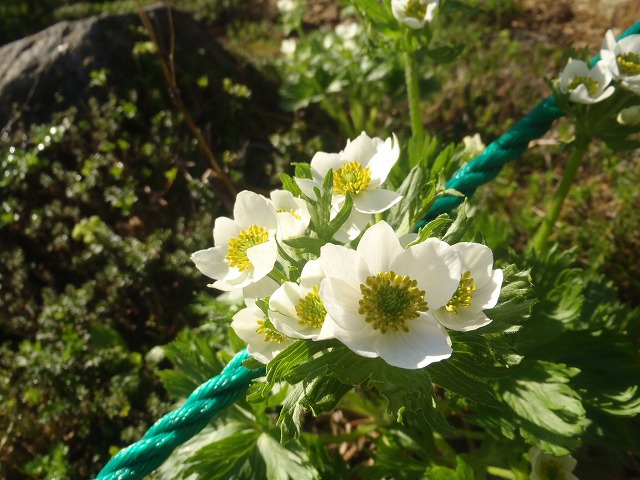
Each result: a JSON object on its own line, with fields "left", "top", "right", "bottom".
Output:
{"left": 191, "top": 191, "right": 279, "bottom": 291}
{"left": 601, "top": 29, "right": 640, "bottom": 94}
{"left": 391, "top": 0, "right": 439, "bottom": 29}
{"left": 529, "top": 448, "right": 579, "bottom": 480}
{"left": 433, "top": 242, "right": 503, "bottom": 332}
{"left": 558, "top": 59, "right": 615, "bottom": 104}
{"left": 318, "top": 221, "right": 462, "bottom": 369}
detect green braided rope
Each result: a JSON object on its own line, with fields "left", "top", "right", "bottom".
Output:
{"left": 417, "top": 19, "right": 640, "bottom": 228}
{"left": 95, "top": 20, "right": 640, "bottom": 480}
{"left": 94, "top": 349, "right": 265, "bottom": 480}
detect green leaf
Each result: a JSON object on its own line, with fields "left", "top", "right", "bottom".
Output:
{"left": 281, "top": 172, "right": 303, "bottom": 196}
{"left": 283, "top": 236, "right": 326, "bottom": 256}
{"left": 278, "top": 383, "right": 306, "bottom": 445}
{"left": 425, "top": 44, "right": 465, "bottom": 64}
{"left": 427, "top": 360, "right": 502, "bottom": 409}
{"left": 499, "top": 360, "right": 586, "bottom": 455}
{"left": 256, "top": 433, "right": 319, "bottom": 480}
{"left": 326, "top": 193, "right": 353, "bottom": 240}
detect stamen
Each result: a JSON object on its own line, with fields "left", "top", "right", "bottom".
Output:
{"left": 333, "top": 161, "right": 372, "bottom": 196}
{"left": 226, "top": 225, "right": 269, "bottom": 271}
{"left": 405, "top": 0, "right": 428, "bottom": 20}
{"left": 295, "top": 285, "right": 326, "bottom": 329}
{"left": 358, "top": 271, "right": 428, "bottom": 334}
{"left": 278, "top": 208, "right": 302, "bottom": 220}
{"left": 567, "top": 76, "right": 601, "bottom": 97}
{"left": 618, "top": 52, "right": 640, "bottom": 76}
{"left": 539, "top": 459, "right": 565, "bottom": 480}
{"left": 445, "top": 271, "right": 477, "bottom": 314}
{"left": 256, "top": 319, "right": 286, "bottom": 344}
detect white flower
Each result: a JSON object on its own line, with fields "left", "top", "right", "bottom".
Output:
{"left": 601, "top": 29, "right": 640, "bottom": 94}
{"left": 269, "top": 189, "right": 310, "bottom": 240}
{"left": 269, "top": 260, "right": 344, "bottom": 340}
{"left": 462, "top": 133, "right": 485, "bottom": 158}
{"left": 335, "top": 22, "right": 359, "bottom": 51}
{"left": 617, "top": 105, "right": 640, "bottom": 126}
{"left": 529, "top": 448, "right": 579, "bottom": 480}
{"left": 558, "top": 59, "right": 615, "bottom": 104}
{"left": 391, "top": 0, "right": 439, "bottom": 29}
{"left": 296, "top": 132, "right": 401, "bottom": 242}
{"left": 432, "top": 242, "right": 503, "bottom": 332}
{"left": 232, "top": 303, "right": 294, "bottom": 364}
{"left": 191, "top": 191, "right": 279, "bottom": 291}
{"left": 318, "top": 221, "right": 462, "bottom": 369}
{"left": 276, "top": 0, "right": 297, "bottom": 13}
{"left": 280, "top": 38, "right": 297, "bottom": 58}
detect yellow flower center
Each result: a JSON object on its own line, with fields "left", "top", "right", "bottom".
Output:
{"left": 226, "top": 225, "right": 269, "bottom": 271}
{"left": 256, "top": 319, "right": 286, "bottom": 344}
{"left": 278, "top": 208, "right": 301, "bottom": 220}
{"left": 295, "top": 285, "right": 326, "bottom": 329}
{"left": 445, "top": 271, "right": 477, "bottom": 314}
{"left": 405, "top": 0, "right": 427, "bottom": 19}
{"left": 538, "top": 459, "right": 566, "bottom": 480}
{"left": 618, "top": 52, "right": 640, "bottom": 76}
{"left": 567, "top": 76, "right": 600, "bottom": 97}
{"left": 333, "top": 161, "right": 372, "bottom": 196}
{"left": 358, "top": 271, "right": 428, "bottom": 333}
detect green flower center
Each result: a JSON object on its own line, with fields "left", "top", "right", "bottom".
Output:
{"left": 226, "top": 225, "right": 269, "bottom": 271}
{"left": 295, "top": 285, "right": 326, "bottom": 329}
{"left": 445, "top": 271, "right": 477, "bottom": 314}
{"left": 538, "top": 459, "right": 566, "bottom": 480}
{"left": 405, "top": 0, "right": 427, "bottom": 19}
{"left": 256, "top": 318, "right": 286, "bottom": 344}
{"left": 333, "top": 161, "right": 372, "bottom": 196}
{"left": 358, "top": 271, "right": 428, "bottom": 333}
{"left": 618, "top": 52, "right": 640, "bottom": 76}
{"left": 567, "top": 76, "right": 601, "bottom": 97}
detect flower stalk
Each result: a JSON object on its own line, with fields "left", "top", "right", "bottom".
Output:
{"left": 404, "top": 49, "right": 424, "bottom": 144}
{"left": 531, "top": 135, "right": 591, "bottom": 253}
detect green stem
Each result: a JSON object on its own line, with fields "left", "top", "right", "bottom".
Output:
{"left": 404, "top": 49, "right": 424, "bottom": 144}
{"left": 486, "top": 466, "right": 515, "bottom": 479}
{"left": 531, "top": 136, "right": 590, "bottom": 253}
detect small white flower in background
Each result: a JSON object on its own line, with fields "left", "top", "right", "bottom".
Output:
{"left": 391, "top": 0, "right": 439, "bottom": 29}
{"left": 269, "top": 189, "right": 310, "bottom": 239}
{"left": 335, "top": 22, "right": 359, "bottom": 51}
{"left": 269, "top": 260, "right": 344, "bottom": 340}
{"left": 296, "top": 132, "right": 401, "bottom": 242}
{"left": 276, "top": 0, "right": 297, "bottom": 14}
{"left": 601, "top": 29, "right": 640, "bottom": 94}
{"left": 280, "top": 38, "right": 297, "bottom": 58}
{"left": 529, "top": 448, "right": 579, "bottom": 480}
{"left": 318, "top": 221, "right": 462, "bottom": 369}
{"left": 617, "top": 105, "right": 640, "bottom": 126}
{"left": 191, "top": 191, "right": 279, "bottom": 291}
{"left": 232, "top": 303, "right": 294, "bottom": 364}
{"left": 433, "top": 242, "right": 503, "bottom": 332}
{"left": 558, "top": 59, "right": 615, "bottom": 104}
{"left": 462, "top": 133, "right": 486, "bottom": 158}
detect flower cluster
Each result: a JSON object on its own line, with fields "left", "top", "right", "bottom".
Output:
{"left": 192, "top": 133, "right": 502, "bottom": 369}
{"left": 558, "top": 29, "right": 640, "bottom": 104}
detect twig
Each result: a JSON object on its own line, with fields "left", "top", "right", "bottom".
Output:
{"left": 135, "top": 3, "right": 237, "bottom": 212}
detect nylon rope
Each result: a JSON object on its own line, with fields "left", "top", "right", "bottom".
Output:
{"left": 94, "top": 20, "right": 640, "bottom": 480}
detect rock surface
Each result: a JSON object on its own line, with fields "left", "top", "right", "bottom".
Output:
{"left": 0, "top": 3, "right": 279, "bottom": 131}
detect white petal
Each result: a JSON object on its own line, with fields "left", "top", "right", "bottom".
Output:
{"left": 331, "top": 324, "right": 380, "bottom": 358}
{"left": 246, "top": 239, "right": 278, "bottom": 282}
{"left": 354, "top": 188, "right": 402, "bottom": 214}
{"left": 393, "top": 238, "right": 462, "bottom": 309}
{"left": 213, "top": 216, "right": 240, "bottom": 247}
{"left": 299, "top": 259, "right": 325, "bottom": 289}
{"left": 433, "top": 306, "right": 492, "bottom": 332}
{"left": 191, "top": 247, "right": 229, "bottom": 280}
{"left": 269, "top": 282, "right": 301, "bottom": 318}
{"left": 295, "top": 178, "right": 321, "bottom": 199}
{"left": 367, "top": 134, "right": 400, "bottom": 185}
{"left": 243, "top": 276, "right": 280, "bottom": 300}
{"left": 332, "top": 208, "right": 371, "bottom": 242}
{"left": 234, "top": 191, "right": 278, "bottom": 231}
{"left": 319, "top": 244, "right": 366, "bottom": 288}
{"left": 559, "top": 59, "right": 590, "bottom": 93}
{"left": 601, "top": 29, "right": 617, "bottom": 51}
{"left": 452, "top": 242, "right": 493, "bottom": 286}
{"left": 310, "top": 151, "right": 343, "bottom": 180}
{"left": 231, "top": 305, "right": 293, "bottom": 364}
{"left": 319, "top": 277, "right": 367, "bottom": 331}
{"left": 341, "top": 132, "right": 378, "bottom": 165}
{"left": 469, "top": 268, "right": 503, "bottom": 310}
{"left": 356, "top": 221, "right": 403, "bottom": 274}
{"left": 374, "top": 313, "right": 452, "bottom": 369}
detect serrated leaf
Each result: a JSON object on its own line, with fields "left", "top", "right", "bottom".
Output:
{"left": 257, "top": 433, "right": 319, "bottom": 480}
{"left": 427, "top": 360, "right": 502, "bottom": 409}
{"left": 278, "top": 383, "right": 306, "bottom": 444}
{"left": 499, "top": 360, "right": 586, "bottom": 455}
{"left": 281, "top": 172, "right": 303, "bottom": 196}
